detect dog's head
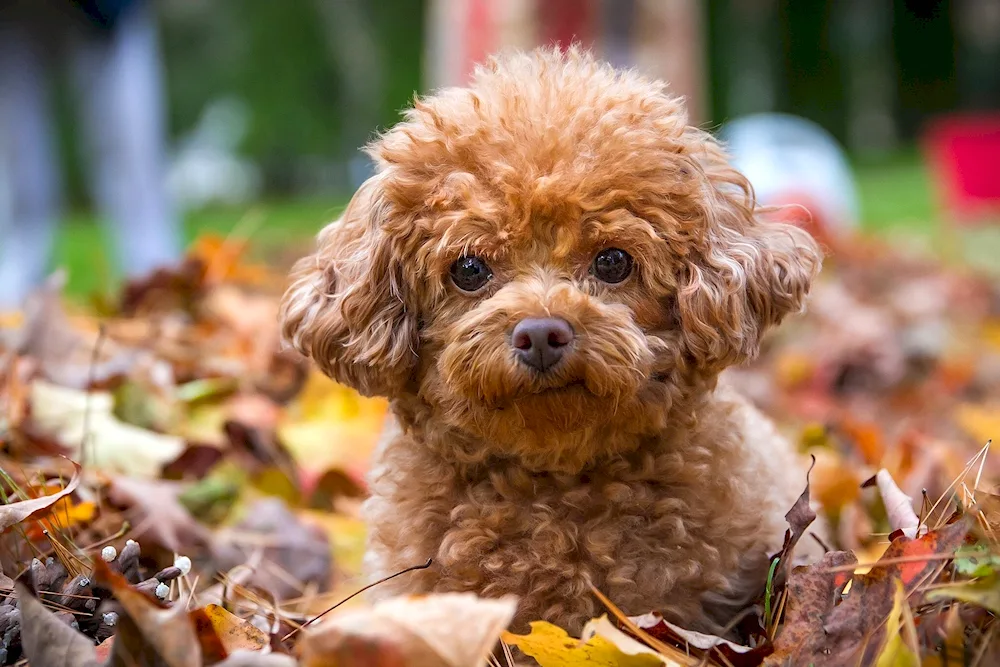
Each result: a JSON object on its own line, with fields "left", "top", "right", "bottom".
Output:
{"left": 280, "top": 48, "right": 820, "bottom": 465}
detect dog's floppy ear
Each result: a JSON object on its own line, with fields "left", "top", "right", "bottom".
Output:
{"left": 279, "top": 177, "right": 418, "bottom": 396}
{"left": 675, "top": 146, "right": 821, "bottom": 371}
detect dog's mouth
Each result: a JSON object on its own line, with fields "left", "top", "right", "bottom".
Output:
{"left": 526, "top": 378, "right": 589, "bottom": 396}
{"left": 491, "top": 378, "right": 596, "bottom": 414}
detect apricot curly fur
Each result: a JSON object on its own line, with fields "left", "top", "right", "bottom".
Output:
{"left": 280, "top": 47, "right": 824, "bottom": 634}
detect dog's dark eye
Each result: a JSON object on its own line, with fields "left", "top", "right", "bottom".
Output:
{"left": 450, "top": 256, "right": 493, "bottom": 292}
{"left": 592, "top": 248, "right": 634, "bottom": 284}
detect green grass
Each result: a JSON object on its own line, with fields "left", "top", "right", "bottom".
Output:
{"left": 853, "top": 150, "right": 937, "bottom": 235}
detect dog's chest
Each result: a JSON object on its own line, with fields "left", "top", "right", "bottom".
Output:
{"left": 437, "top": 466, "right": 725, "bottom": 594}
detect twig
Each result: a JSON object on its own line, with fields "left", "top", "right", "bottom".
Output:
{"left": 281, "top": 558, "right": 432, "bottom": 642}
{"left": 81, "top": 325, "right": 107, "bottom": 469}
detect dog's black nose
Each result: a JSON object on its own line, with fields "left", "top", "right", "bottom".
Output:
{"left": 511, "top": 317, "right": 574, "bottom": 372}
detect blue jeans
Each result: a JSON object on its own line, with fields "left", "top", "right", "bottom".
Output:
{"left": 0, "top": 3, "right": 180, "bottom": 308}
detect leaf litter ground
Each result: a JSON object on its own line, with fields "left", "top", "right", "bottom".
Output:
{"left": 2, "top": 232, "right": 1000, "bottom": 665}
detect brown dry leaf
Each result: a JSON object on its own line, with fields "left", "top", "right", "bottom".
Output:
{"left": 108, "top": 475, "right": 213, "bottom": 552}
{"left": 0, "top": 459, "right": 81, "bottom": 532}
{"left": 1, "top": 271, "right": 132, "bottom": 389}
{"left": 765, "top": 550, "right": 857, "bottom": 666}
{"left": 15, "top": 581, "right": 101, "bottom": 667}
{"left": 300, "top": 593, "right": 517, "bottom": 667}
{"left": 767, "top": 520, "right": 969, "bottom": 666}
{"left": 94, "top": 558, "right": 202, "bottom": 667}
{"left": 214, "top": 498, "right": 332, "bottom": 601}
{"left": 768, "top": 458, "right": 818, "bottom": 591}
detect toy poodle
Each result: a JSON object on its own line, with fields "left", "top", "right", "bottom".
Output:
{"left": 280, "top": 47, "right": 822, "bottom": 635}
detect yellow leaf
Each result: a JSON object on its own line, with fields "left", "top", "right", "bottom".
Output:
{"left": 875, "top": 580, "right": 919, "bottom": 667}
{"left": 808, "top": 447, "right": 861, "bottom": 512}
{"left": 299, "top": 511, "right": 367, "bottom": 579}
{"left": 199, "top": 604, "right": 268, "bottom": 653}
{"left": 775, "top": 352, "right": 815, "bottom": 388}
{"left": 503, "top": 617, "right": 678, "bottom": 667}
{"left": 955, "top": 403, "right": 1000, "bottom": 446}
{"left": 279, "top": 372, "right": 388, "bottom": 480}
{"left": 920, "top": 608, "right": 968, "bottom": 667}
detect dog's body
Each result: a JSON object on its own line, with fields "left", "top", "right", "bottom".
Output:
{"left": 281, "top": 48, "right": 821, "bottom": 634}
{"left": 364, "top": 383, "right": 806, "bottom": 633}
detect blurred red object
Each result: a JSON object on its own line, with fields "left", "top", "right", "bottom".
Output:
{"left": 924, "top": 114, "right": 1000, "bottom": 224}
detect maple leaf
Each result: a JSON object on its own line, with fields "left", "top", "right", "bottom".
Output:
{"left": 504, "top": 617, "right": 683, "bottom": 667}
{"left": 767, "top": 520, "right": 970, "bottom": 666}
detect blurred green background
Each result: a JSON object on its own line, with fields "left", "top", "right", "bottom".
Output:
{"left": 29, "top": 0, "right": 1000, "bottom": 297}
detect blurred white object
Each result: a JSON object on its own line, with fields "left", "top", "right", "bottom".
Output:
{"left": 720, "top": 113, "right": 860, "bottom": 241}
{"left": 167, "top": 97, "right": 261, "bottom": 211}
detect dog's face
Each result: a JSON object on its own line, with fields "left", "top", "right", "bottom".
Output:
{"left": 281, "top": 49, "right": 820, "bottom": 464}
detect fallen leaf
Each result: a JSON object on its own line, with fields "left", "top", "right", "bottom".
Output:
{"left": 216, "top": 651, "right": 299, "bottom": 666}
{"left": 2, "top": 272, "right": 132, "bottom": 389}
{"left": 808, "top": 446, "right": 862, "bottom": 513}
{"left": 16, "top": 581, "right": 101, "bottom": 667}
{"left": 23, "top": 480, "right": 96, "bottom": 540}
{"left": 876, "top": 469, "right": 923, "bottom": 539}
{"left": 629, "top": 612, "right": 768, "bottom": 666}
{"left": 765, "top": 550, "right": 856, "bottom": 666}
{"left": 29, "top": 380, "right": 185, "bottom": 477}
{"left": 302, "top": 593, "right": 517, "bottom": 667}
{"left": 920, "top": 607, "right": 971, "bottom": 667}
{"left": 94, "top": 558, "right": 202, "bottom": 667}
{"left": 504, "top": 617, "right": 678, "bottom": 667}
{"left": 0, "top": 459, "right": 81, "bottom": 532}
{"left": 874, "top": 579, "right": 919, "bottom": 667}
{"left": 954, "top": 543, "right": 1000, "bottom": 577}
{"left": 768, "top": 521, "right": 969, "bottom": 666}
{"left": 199, "top": 604, "right": 269, "bottom": 654}
{"left": 108, "top": 475, "right": 213, "bottom": 552}
{"left": 838, "top": 417, "right": 886, "bottom": 466}
{"left": 767, "top": 458, "right": 818, "bottom": 594}
{"left": 278, "top": 372, "right": 387, "bottom": 489}
{"left": 214, "top": 498, "right": 332, "bottom": 601}
{"left": 954, "top": 403, "right": 1000, "bottom": 446}
{"left": 926, "top": 575, "right": 1000, "bottom": 614}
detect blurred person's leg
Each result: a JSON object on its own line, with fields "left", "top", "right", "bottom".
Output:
{"left": 601, "top": 0, "right": 636, "bottom": 68}
{"left": 70, "top": 2, "right": 180, "bottom": 280}
{"left": 0, "top": 19, "right": 63, "bottom": 309}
